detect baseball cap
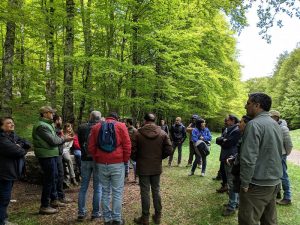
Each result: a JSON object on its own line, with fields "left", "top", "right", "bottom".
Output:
{"left": 269, "top": 110, "right": 280, "bottom": 118}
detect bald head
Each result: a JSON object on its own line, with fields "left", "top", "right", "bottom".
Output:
{"left": 89, "top": 111, "right": 101, "bottom": 123}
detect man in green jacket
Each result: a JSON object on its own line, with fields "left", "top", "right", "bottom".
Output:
{"left": 32, "top": 106, "right": 73, "bottom": 215}
{"left": 239, "top": 93, "right": 283, "bottom": 225}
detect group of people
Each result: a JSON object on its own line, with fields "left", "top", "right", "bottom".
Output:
{"left": 0, "top": 92, "right": 294, "bottom": 225}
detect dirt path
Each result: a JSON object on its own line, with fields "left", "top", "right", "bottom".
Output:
{"left": 287, "top": 150, "right": 300, "bottom": 166}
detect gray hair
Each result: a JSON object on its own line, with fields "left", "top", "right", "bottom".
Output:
{"left": 89, "top": 111, "right": 101, "bottom": 123}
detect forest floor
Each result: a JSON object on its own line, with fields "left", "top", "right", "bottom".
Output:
{"left": 8, "top": 142, "right": 300, "bottom": 225}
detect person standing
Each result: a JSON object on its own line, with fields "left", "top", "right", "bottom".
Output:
{"left": 186, "top": 115, "right": 201, "bottom": 167}
{"left": 168, "top": 117, "right": 186, "bottom": 167}
{"left": 159, "top": 120, "right": 169, "bottom": 135}
{"left": 77, "top": 111, "right": 102, "bottom": 221}
{"left": 189, "top": 119, "right": 212, "bottom": 176}
{"left": 269, "top": 110, "right": 293, "bottom": 205}
{"left": 216, "top": 115, "right": 241, "bottom": 216}
{"left": 0, "top": 117, "right": 31, "bottom": 225}
{"left": 132, "top": 113, "right": 173, "bottom": 225}
{"left": 89, "top": 112, "right": 131, "bottom": 225}
{"left": 239, "top": 93, "right": 283, "bottom": 225}
{"left": 32, "top": 106, "right": 73, "bottom": 215}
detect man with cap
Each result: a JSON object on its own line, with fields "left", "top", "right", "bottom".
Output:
{"left": 32, "top": 106, "right": 73, "bottom": 215}
{"left": 186, "top": 114, "right": 201, "bottom": 167}
{"left": 270, "top": 110, "right": 293, "bottom": 205}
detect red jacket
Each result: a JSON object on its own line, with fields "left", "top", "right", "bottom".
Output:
{"left": 88, "top": 117, "right": 131, "bottom": 164}
{"left": 72, "top": 135, "right": 81, "bottom": 150}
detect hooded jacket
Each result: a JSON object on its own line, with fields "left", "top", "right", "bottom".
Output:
{"left": 131, "top": 123, "right": 172, "bottom": 175}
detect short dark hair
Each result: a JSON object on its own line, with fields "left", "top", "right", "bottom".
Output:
{"left": 242, "top": 115, "right": 252, "bottom": 124}
{"left": 126, "top": 118, "right": 133, "bottom": 125}
{"left": 228, "top": 114, "right": 239, "bottom": 124}
{"left": 144, "top": 113, "right": 156, "bottom": 122}
{"left": 195, "top": 118, "right": 205, "bottom": 129}
{"left": 0, "top": 117, "right": 14, "bottom": 127}
{"left": 53, "top": 114, "right": 61, "bottom": 123}
{"left": 249, "top": 93, "right": 272, "bottom": 111}
{"left": 109, "top": 112, "right": 119, "bottom": 120}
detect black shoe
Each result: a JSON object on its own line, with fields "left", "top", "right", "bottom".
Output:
{"left": 91, "top": 215, "right": 102, "bottom": 221}
{"left": 222, "top": 208, "right": 235, "bottom": 217}
{"left": 77, "top": 214, "right": 87, "bottom": 222}
{"left": 212, "top": 176, "right": 222, "bottom": 181}
{"left": 112, "top": 219, "right": 125, "bottom": 225}
{"left": 104, "top": 221, "right": 112, "bottom": 225}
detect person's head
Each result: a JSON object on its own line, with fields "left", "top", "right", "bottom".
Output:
{"left": 39, "top": 106, "right": 56, "bottom": 120}
{"left": 89, "top": 111, "right": 101, "bottom": 123}
{"left": 269, "top": 110, "right": 280, "bottom": 122}
{"left": 135, "top": 122, "right": 141, "bottom": 129}
{"left": 191, "top": 114, "right": 200, "bottom": 124}
{"left": 175, "top": 117, "right": 182, "bottom": 125}
{"left": 63, "top": 123, "right": 74, "bottom": 135}
{"left": 226, "top": 114, "right": 239, "bottom": 127}
{"left": 108, "top": 112, "right": 119, "bottom": 121}
{"left": 245, "top": 93, "right": 272, "bottom": 118}
{"left": 239, "top": 115, "right": 252, "bottom": 133}
{"left": 53, "top": 114, "right": 62, "bottom": 128}
{"left": 160, "top": 120, "right": 165, "bottom": 126}
{"left": 224, "top": 118, "right": 228, "bottom": 127}
{"left": 0, "top": 117, "right": 15, "bottom": 133}
{"left": 195, "top": 118, "right": 205, "bottom": 130}
{"left": 144, "top": 113, "right": 156, "bottom": 124}
{"left": 126, "top": 118, "right": 133, "bottom": 128}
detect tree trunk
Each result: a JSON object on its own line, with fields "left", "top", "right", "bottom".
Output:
{"left": 45, "top": 0, "right": 56, "bottom": 107}
{"left": 78, "top": 0, "right": 92, "bottom": 125}
{"left": 62, "top": 0, "right": 75, "bottom": 123}
{"left": 1, "top": 0, "right": 18, "bottom": 115}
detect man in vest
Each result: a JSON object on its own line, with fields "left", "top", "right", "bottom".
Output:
{"left": 32, "top": 106, "right": 73, "bottom": 215}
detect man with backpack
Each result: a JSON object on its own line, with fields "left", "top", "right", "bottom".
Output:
{"left": 77, "top": 111, "right": 102, "bottom": 221}
{"left": 168, "top": 117, "right": 186, "bottom": 167}
{"left": 89, "top": 112, "right": 131, "bottom": 225}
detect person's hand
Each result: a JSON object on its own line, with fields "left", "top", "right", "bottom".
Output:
{"left": 226, "top": 158, "right": 231, "bottom": 165}
{"left": 200, "top": 136, "right": 204, "bottom": 140}
{"left": 64, "top": 135, "right": 74, "bottom": 142}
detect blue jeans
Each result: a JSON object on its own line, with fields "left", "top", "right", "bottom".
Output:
{"left": 38, "top": 157, "right": 58, "bottom": 207}
{"left": 225, "top": 164, "right": 239, "bottom": 210}
{"left": 73, "top": 150, "right": 81, "bottom": 175}
{"left": 0, "top": 179, "right": 14, "bottom": 225}
{"left": 124, "top": 161, "right": 129, "bottom": 177}
{"left": 281, "top": 155, "right": 291, "bottom": 200}
{"left": 95, "top": 163, "right": 125, "bottom": 222}
{"left": 78, "top": 161, "right": 102, "bottom": 217}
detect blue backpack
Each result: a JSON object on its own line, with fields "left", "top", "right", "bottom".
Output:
{"left": 98, "top": 121, "right": 117, "bottom": 152}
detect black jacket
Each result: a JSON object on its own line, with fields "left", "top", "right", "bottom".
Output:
{"left": 78, "top": 121, "right": 97, "bottom": 161}
{"left": 170, "top": 124, "right": 186, "bottom": 143}
{"left": 216, "top": 125, "right": 240, "bottom": 162}
{"left": 0, "top": 131, "right": 31, "bottom": 180}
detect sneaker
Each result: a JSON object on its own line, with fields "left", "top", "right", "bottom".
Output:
{"left": 50, "top": 200, "right": 66, "bottom": 208}
{"left": 197, "top": 165, "right": 202, "bottom": 169}
{"left": 39, "top": 206, "right": 58, "bottom": 215}
{"left": 185, "top": 164, "right": 192, "bottom": 167}
{"left": 188, "top": 171, "right": 194, "bottom": 176}
{"left": 277, "top": 199, "right": 292, "bottom": 205}
{"left": 77, "top": 214, "right": 87, "bottom": 222}
{"left": 91, "top": 215, "right": 102, "bottom": 221}
{"left": 222, "top": 208, "right": 235, "bottom": 216}
{"left": 201, "top": 173, "right": 205, "bottom": 177}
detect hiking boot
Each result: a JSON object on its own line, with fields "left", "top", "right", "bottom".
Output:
{"left": 77, "top": 214, "right": 87, "bottom": 222}
{"left": 188, "top": 171, "right": 194, "bottom": 176}
{"left": 112, "top": 219, "right": 125, "bottom": 225}
{"left": 222, "top": 208, "right": 235, "bottom": 217}
{"left": 39, "top": 206, "right": 58, "bottom": 215}
{"left": 134, "top": 216, "right": 149, "bottom": 225}
{"left": 277, "top": 199, "right": 292, "bottom": 205}
{"left": 50, "top": 200, "right": 66, "bottom": 208}
{"left": 59, "top": 197, "right": 73, "bottom": 204}
{"left": 216, "top": 186, "right": 228, "bottom": 193}
{"left": 152, "top": 214, "right": 161, "bottom": 224}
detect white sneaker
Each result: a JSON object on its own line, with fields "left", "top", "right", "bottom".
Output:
{"left": 201, "top": 173, "right": 205, "bottom": 177}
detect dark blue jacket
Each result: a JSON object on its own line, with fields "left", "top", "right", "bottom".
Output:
{"left": 170, "top": 124, "right": 186, "bottom": 143}
{"left": 216, "top": 125, "right": 241, "bottom": 162}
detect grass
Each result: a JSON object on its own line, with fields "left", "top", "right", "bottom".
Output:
{"left": 7, "top": 105, "right": 300, "bottom": 224}
{"left": 290, "top": 129, "right": 300, "bottom": 151}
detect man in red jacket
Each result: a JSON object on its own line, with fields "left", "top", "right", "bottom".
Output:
{"left": 89, "top": 112, "right": 131, "bottom": 225}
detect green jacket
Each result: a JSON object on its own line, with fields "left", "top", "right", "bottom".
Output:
{"left": 32, "top": 118, "right": 65, "bottom": 158}
{"left": 240, "top": 111, "right": 283, "bottom": 188}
